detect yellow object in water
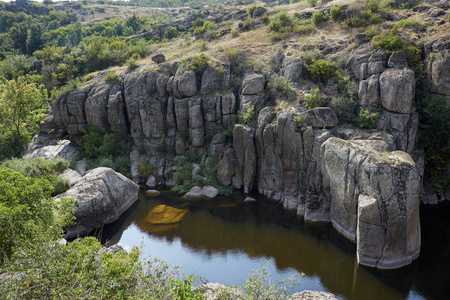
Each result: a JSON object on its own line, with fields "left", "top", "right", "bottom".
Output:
{"left": 145, "top": 205, "right": 188, "bottom": 224}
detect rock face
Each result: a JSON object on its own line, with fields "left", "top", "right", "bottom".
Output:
{"left": 57, "top": 167, "right": 139, "bottom": 239}
{"left": 242, "top": 73, "right": 265, "bottom": 95}
{"left": 321, "top": 138, "right": 421, "bottom": 269}
{"left": 46, "top": 45, "right": 426, "bottom": 269}
{"left": 25, "top": 139, "right": 78, "bottom": 161}
{"left": 379, "top": 68, "right": 415, "bottom": 114}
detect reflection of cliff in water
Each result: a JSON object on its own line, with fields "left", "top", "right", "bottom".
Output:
{"left": 95, "top": 187, "right": 450, "bottom": 300}
{"left": 103, "top": 190, "right": 415, "bottom": 300}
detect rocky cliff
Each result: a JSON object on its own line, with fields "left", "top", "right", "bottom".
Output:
{"left": 35, "top": 40, "right": 450, "bottom": 269}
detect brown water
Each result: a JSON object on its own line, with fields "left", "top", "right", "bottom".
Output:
{"left": 98, "top": 189, "right": 450, "bottom": 300}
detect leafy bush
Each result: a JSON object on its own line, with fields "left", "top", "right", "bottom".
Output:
{"left": 365, "top": 0, "right": 380, "bottom": 13}
{"left": 185, "top": 53, "right": 209, "bottom": 74}
{"left": 364, "top": 28, "right": 381, "bottom": 39}
{"left": 371, "top": 27, "right": 421, "bottom": 69}
{"left": 171, "top": 182, "right": 194, "bottom": 194}
{"left": 241, "top": 105, "right": 256, "bottom": 124}
{"left": 1, "top": 237, "right": 205, "bottom": 299}
{"left": 194, "top": 21, "right": 218, "bottom": 35}
{"left": 305, "top": 88, "right": 327, "bottom": 109}
{"left": 294, "top": 116, "right": 307, "bottom": 132}
{"left": 0, "top": 77, "right": 48, "bottom": 159}
{"left": 1, "top": 157, "right": 70, "bottom": 195}
{"left": 268, "top": 76, "right": 293, "bottom": 99}
{"left": 227, "top": 49, "right": 249, "bottom": 78}
{"left": 312, "top": 11, "right": 327, "bottom": 26}
{"left": 104, "top": 72, "right": 120, "bottom": 84}
{"left": 305, "top": 59, "right": 337, "bottom": 83}
{"left": 329, "top": 96, "right": 358, "bottom": 124}
{"left": 99, "top": 157, "right": 117, "bottom": 169}
{"left": 127, "top": 58, "right": 139, "bottom": 69}
{"left": 172, "top": 157, "right": 193, "bottom": 185}
{"left": 247, "top": 4, "right": 261, "bottom": 17}
{"left": 330, "top": 6, "right": 342, "bottom": 21}
{"left": 357, "top": 109, "right": 379, "bottom": 128}
{"left": 0, "top": 167, "right": 74, "bottom": 264}
{"left": 241, "top": 261, "right": 300, "bottom": 299}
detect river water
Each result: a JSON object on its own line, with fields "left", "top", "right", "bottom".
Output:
{"left": 98, "top": 189, "right": 450, "bottom": 300}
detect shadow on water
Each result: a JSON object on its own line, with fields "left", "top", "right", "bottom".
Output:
{"left": 96, "top": 189, "right": 450, "bottom": 300}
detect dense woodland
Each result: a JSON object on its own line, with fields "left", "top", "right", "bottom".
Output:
{"left": 0, "top": 0, "right": 449, "bottom": 298}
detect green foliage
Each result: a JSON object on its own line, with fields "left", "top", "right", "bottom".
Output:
{"left": 330, "top": 96, "right": 358, "bottom": 124}
{"left": 305, "top": 88, "right": 327, "bottom": 109}
{"left": 79, "top": 123, "right": 132, "bottom": 176}
{"left": 0, "top": 167, "right": 74, "bottom": 264}
{"left": 247, "top": 4, "right": 261, "bottom": 17}
{"left": 171, "top": 182, "right": 194, "bottom": 194}
{"left": 0, "top": 77, "right": 49, "bottom": 160}
{"left": 172, "top": 157, "right": 194, "bottom": 185}
{"left": 312, "top": 11, "right": 327, "bottom": 26}
{"left": 268, "top": 11, "right": 315, "bottom": 41}
{"left": 330, "top": 6, "right": 342, "bottom": 21}
{"left": 231, "top": 28, "right": 239, "bottom": 37}
{"left": 137, "top": 160, "right": 157, "bottom": 178}
{"left": 305, "top": 0, "right": 318, "bottom": 6}
{"left": 241, "top": 261, "right": 300, "bottom": 299}
{"left": 227, "top": 49, "right": 249, "bottom": 78}
{"left": 305, "top": 59, "right": 337, "bottom": 83}
{"left": 185, "top": 53, "right": 209, "bottom": 74}
{"left": 357, "top": 109, "right": 379, "bottom": 128}
{"left": 418, "top": 96, "right": 450, "bottom": 192}
{"left": 364, "top": 28, "right": 381, "bottom": 39}
{"left": 365, "top": 0, "right": 381, "bottom": 13}
{"left": 1, "top": 157, "right": 70, "bottom": 195}
{"left": 268, "top": 76, "right": 293, "bottom": 99}
{"left": 240, "top": 105, "right": 256, "bottom": 125}
{"left": 0, "top": 237, "right": 205, "bottom": 299}
{"left": 127, "top": 58, "right": 139, "bottom": 69}
{"left": 104, "top": 72, "right": 120, "bottom": 84}
{"left": 164, "top": 26, "right": 179, "bottom": 39}
{"left": 194, "top": 20, "right": 218, "bottom": 35}
{"left": 294, "top": 116, "right": 306, "bottom": 133}
{"left": 371, "top": 27, "right": 421, "bottom": 69}
{"left": 192, "top": 17, "right": 204, "bottom": 27}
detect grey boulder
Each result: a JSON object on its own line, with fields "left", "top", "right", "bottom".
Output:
{"left": 57, "top": 167, "right": 139, "bottom": 239}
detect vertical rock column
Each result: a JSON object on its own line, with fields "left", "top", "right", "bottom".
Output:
{"left": 321, "top": 138, "right": 421, "bottom": 269}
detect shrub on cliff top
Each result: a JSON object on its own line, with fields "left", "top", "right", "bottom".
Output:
{"left": 185, "top": 53, "right": 209, "bottom": 74}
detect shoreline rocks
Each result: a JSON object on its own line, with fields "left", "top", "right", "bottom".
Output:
{"left": 56, "top": 167, "right": 139, "bottom": 239}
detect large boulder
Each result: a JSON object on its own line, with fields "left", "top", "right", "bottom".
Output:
{"left": 282, "top": 57, "right": 303, "bottom": 83}
{"left": 24, "top": 139, "right": 79, "bottom": 161}
{"left": 321, "top": 138, "right": 421, "bottom": 269}
{"left": 379, "top": 68, "right": 415, "bottom": 114}
{"left": 242, "top": 73, "right": 265, "bottom": 95}
{"left": 58, "top": 167, "right": 139, "bottom": 239}
{"left": 174, "top": 70, "right": 197, "bottom": 98}
{"left": 299, "top": 107, "right": 338, "bottom": 128}
{"left": 429, "top": 49, "right": 450, "bottom": 97}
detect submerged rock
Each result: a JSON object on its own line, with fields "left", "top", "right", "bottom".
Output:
{"left": 145, "top": 189, "right": 161, "bottom": 196}
{"left": 57, "top": 167, "right": 139, "bottom": 239}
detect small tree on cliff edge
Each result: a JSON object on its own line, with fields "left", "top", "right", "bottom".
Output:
{"left": 0, "top": 77, "right": 48, "bottom": 159}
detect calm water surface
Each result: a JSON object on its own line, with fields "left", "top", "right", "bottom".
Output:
{"left": 98, "top": 189, "right": 450, "bottom": 300}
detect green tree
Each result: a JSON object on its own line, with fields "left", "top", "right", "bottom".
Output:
{"left": 0, "top": 77, "right": 48, "bottom": 158}
{"left": 0, "top": 168, "right": 54, "bottom": 263}
{"left": 9, "top": 24, "right": 28, "bottom": 54}
{"left": 26, "top": 23, "right": 43, "bottom": 55}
